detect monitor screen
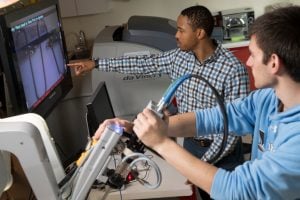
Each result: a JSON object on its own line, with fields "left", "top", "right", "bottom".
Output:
{"left": 86, "top": 82, "right": 115, "bottom": 137}
{"left": 0, "top": 0, "right": 72, "bottom": 117}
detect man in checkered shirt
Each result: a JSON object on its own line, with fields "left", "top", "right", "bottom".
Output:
{"left": 69, "top": 5, "right": 249, "bottom": 198}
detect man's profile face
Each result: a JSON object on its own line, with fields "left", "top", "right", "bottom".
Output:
{"left": 175, "top": 15, "right": 199, "bottom": 51}
{"left": 247, "top": 35, "right": 274, "bottom": 89}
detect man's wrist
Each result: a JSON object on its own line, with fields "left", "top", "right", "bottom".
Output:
{"left": 153, "top": 137, "right": 175, "bottom": 156}
{"left": 92, "top": 58, "right": 99, "bottom": 69}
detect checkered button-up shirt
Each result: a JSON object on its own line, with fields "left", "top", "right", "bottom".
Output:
{"left": 98, "top": 41, "right": 250, "bottom": 162}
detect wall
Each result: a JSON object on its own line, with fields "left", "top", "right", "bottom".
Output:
{"left": 61, "top": 0, "right": 298, "bottom": 52}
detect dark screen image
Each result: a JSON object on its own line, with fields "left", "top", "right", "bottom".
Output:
{"left": 10, "top": 5, "right": 66, "bottom": 110}
{"left": 86, "top": 82, "right": 115, "bottom": 137}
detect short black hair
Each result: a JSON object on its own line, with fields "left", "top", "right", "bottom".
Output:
{"left": 181, "top": 5, "right": 214, "bottom": 36}
{"left": 249, "top": 6, "right": 300, "bottom": 82}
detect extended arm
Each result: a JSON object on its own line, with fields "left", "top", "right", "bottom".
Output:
{"left": 68, "top": 49, "right": 178, "bottom": 76}
{"left": 133, "top": 108, "right": 217, "bottom": 194}
{"left": 167, "top": 112, "right": 196, "bottom": 137}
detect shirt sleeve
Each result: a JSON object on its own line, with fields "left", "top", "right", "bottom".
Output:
{"left": 195, "top": 91, "right": 258, "bottom": 138}
{"left": 211, "top": 136, "right": 300, "bottom": 199}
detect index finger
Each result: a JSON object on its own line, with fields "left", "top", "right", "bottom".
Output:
{"left": 67, "top": 63, "right": 82, "bottom": 67}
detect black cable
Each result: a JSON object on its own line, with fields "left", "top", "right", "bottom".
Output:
{"left": 36, "top": 19, "right": 47, "bottom": 92}
{"left": 58, "top": 164, "right": 77, "bottom": 188}
{"left": 190, "top": 74, "right": 228, "bottom": 164}
{"left": 124, "top": 74, "right": 228, "bottom": 164}
{"left": 112, "top": 154, "right": 123, "bottom": 200}
{"left": 16, "top": 29, "right": 39, "bottom": 99}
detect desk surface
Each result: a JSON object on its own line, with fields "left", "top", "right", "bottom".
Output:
{"left": 88, "top": 150, "right": 193, "bottom": 200}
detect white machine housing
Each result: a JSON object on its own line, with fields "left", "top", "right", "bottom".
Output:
{"left": 92, "top": 20, "right": 176, "bottom": 119}
{"left": 0, "top": 114, "right": 125, "bottom": 199}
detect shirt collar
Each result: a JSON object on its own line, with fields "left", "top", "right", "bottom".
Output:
{"left": 201, "top": 39, "right": 222, "bottom": 64}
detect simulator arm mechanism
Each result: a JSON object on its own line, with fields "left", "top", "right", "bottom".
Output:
{"left": 0, "top": 74, "right": 227, "bottom": 200}
{"left": 0, "top": 114, "right": 162, "bottom": 200}
{"left": 70, "top": 124, "right": 123, "bottom": 199}
{"left": 0, "top": 115, "right": 64, "bottom": 199}
{"left": 70, "top": 111, "right": 163, "bottom": 199}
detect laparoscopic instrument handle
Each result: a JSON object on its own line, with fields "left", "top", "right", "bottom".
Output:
{"left": 71, "top": 125, "right": 123, "bottom": 200}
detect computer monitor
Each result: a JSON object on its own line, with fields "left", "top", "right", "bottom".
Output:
{"left": 86, "top": 82, "right": 115, "bottom": 137}
{"left": 0, "top": 0, "right": 72, "bottom": 117}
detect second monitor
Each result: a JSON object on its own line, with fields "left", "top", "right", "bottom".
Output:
{"left": 86, "top": 82, "right": 115, "bottom": 137}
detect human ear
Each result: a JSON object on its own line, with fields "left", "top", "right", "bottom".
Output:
{"left": 270, "top": 53, "right": 282, "bottom": 74}
{"left": 197, "top": 28, "right": 206, "bottom": 39}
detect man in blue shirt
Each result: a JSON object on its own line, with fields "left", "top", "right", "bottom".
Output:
{"left": 95, "top": 6, "right": 300, "bottom": 199}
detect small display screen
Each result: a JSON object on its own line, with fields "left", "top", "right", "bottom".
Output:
{"left": 10, "top": 5, "right": 66, "bottom": 111}
{"left": 86, "top": 82, "right": 115, "bottom": 137}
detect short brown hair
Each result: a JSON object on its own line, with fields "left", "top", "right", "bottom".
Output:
{"left": 249, "top": 6, "right": 300, "bottom": 82}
